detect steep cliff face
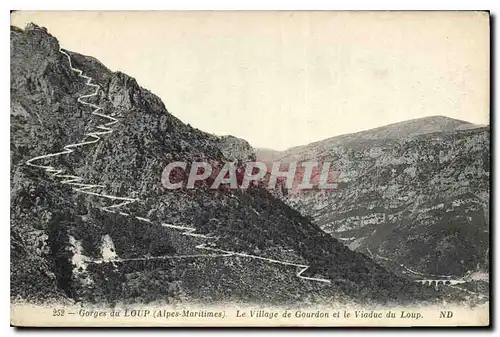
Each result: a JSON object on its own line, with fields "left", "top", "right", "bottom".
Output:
{"left": 258, "top": 118, "right": 490, "bottom": 279}
{"left": 11, "top": 24, "right": 441, "bottom": 305}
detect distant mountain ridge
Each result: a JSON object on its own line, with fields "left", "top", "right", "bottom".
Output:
{"left": 256, "top": 116, "right": 490, "bottom": 280}
{"left": 266, "top": 116, "right": 483, "bottom": 162}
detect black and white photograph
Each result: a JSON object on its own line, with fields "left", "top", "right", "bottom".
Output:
{"left": 9, "top": 10, "right": 490, "bottom": 327}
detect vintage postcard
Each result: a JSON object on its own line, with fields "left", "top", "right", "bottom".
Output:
{"left": 10, "top": 11, "right": 490, "bottom": 327}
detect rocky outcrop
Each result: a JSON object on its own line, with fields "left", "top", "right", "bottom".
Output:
{"left": 215, "top": 135, "right": 256, "bottom": 162}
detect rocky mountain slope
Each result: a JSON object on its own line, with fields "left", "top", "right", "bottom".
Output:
{"left": 257, "top": 117, "right": 490, "bottom": 279}
{"left": 214, "top": 135, "right": 255, "bottom": 162}
{"left": 10, "top": 24, "right": 445, "bottom": 306}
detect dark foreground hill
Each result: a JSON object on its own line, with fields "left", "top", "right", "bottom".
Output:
{"left": 257, "top": 116, "right": 490, "bottom": 280}
{"left": 11, "top": 23, "right": 452, "bottom": 306}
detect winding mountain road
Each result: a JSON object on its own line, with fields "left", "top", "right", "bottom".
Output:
{"left": 25, "top": 47, "right": 332, "bottom": 285}
{"left": 25, "top": 49, "right": 138, "bottom": 205}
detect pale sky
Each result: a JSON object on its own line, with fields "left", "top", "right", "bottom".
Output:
{"left": 11, "top": 11, "right": 489, "bottom": 150}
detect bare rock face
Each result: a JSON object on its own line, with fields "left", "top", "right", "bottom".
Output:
{"left": 261, "top": 117, "right": 490, "bottom": 278}
{"left": 215, "top": 135, "right": 256, "bottom": 163}
{"left": 11, "top": 23, "right": 444, "bottom": 305}
{"left": 107, "top": 72, "right": 138, "bottom": 109}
